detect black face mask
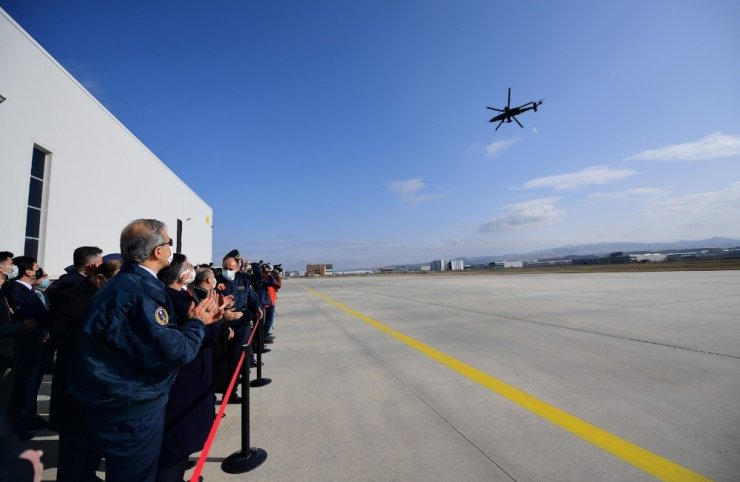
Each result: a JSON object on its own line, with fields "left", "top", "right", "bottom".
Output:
{"left": 35, "top": 268, "right": 44, "bottom": 279}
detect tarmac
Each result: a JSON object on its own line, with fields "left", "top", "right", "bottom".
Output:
{"left": 29, "top": 270, "right": 740, "bottom": 481}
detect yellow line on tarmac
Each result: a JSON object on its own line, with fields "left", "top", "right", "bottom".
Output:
{"left": 302, "top": 286, "right": 712, "bottom": 482}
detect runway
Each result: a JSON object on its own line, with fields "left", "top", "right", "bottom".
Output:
{"left": 36, "top": 270, "right": 740, "bottom": 481}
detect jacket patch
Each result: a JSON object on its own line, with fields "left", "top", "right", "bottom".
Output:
{"left": 154, "top": 306, "right": 169, "bottom": 325}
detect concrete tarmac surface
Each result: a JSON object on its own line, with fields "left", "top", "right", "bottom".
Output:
{"left": 33, "top": 271, "right": 739, "bottom": 481}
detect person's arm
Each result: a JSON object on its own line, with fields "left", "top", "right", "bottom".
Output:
{"left": 90, "top": 290, "right": 205, "bottom": 375}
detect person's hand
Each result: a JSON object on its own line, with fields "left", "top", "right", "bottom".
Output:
{"left": 223, "top": 309, "right": 243, "bottom": 321}
{"left": 227, "top": 327, "right": 235, "bottom": 340}
{"left": 188, "top": 290, "right": 223, "bottom": 325}
{"left": 220, "top": 294, "right": 235, "bottom": 309}
{"left": 18, "top": 449, "right": 44, "bottom": 482}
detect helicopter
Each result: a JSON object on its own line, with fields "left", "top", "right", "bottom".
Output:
{"left": 487, "top": 88, "right": 544, "bottom": 131}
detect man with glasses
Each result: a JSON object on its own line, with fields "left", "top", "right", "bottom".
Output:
{"left": 68, "top": 219, "right": 225, "bottom": 482}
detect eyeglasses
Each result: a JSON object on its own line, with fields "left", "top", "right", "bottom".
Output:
{"left": 157, "top": 239, "right": 174, "bottom": 248}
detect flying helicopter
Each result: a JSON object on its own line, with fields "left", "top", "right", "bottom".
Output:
{"left": 487, "top": 88, "right": 544, "bottom": 131}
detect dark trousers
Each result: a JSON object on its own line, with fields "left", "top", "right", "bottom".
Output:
{"left": 156, "top": 455, "right": 189, "bottom": 482}
{"left": 226, "top": 316, "right": 253, "bottom": 376}
{"left": 57, "top": 426, "right": 102, "bottom": 482}
{"left": 88, "top": 409, "right": 165, "bottom": 482}
{"left": 7, "top": 334, "right": 43, "bottom": 425}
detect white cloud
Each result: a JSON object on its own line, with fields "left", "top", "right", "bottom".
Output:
{"left": 387, "top": 178, "right": 444, "bottom": 205}
{"left": 522, "top": 165, "right": 639, "bottom": 190}
{"left": 477, "top": 197, "right": 565, "bottom": 233}
{"left": 588, "top": 187, "right": 670, "bottom": 200}
{"left": 486, "top": 137, "right": 519, "bottom": 158}
{"left": 626, "top": 133, "right": 740, "bottom": 162}
{"left": 643, "top": 181, "right": 740, "bottom": 216}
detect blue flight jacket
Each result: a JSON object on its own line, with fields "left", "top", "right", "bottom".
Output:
{"left": 68, "top": 262, "right": 205, "bottom": 422}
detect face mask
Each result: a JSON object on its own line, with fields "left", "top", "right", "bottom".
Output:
{"left": 166, "top": 251, "right": 174, "bottom": 265}
{"left": 1, "top": 265, "right": 18, "bottom": 280}
{"left": 209, "top": 277, "right": 217, "bottom": 289}
{"left": 222, "top": 269, "right": 236, "bottom": 281}
{"left": 38, "top": 278, "right": 51, "bottom": 290}
{"left": 180, "top": 267, "right": 196, "bottom": 285}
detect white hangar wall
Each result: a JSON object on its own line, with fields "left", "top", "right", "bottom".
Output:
{"left": 0, "top": 9, "right": 213, "bottom": 277}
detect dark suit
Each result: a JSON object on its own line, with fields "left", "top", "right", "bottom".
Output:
{"left": 46, "top": 278, "right": 102, "bottom": 482}
{"left": 1, "top": 280, "right": 47, "bottom": 427}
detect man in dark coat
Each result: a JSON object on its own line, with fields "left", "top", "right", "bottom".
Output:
{"left": 44, "top": 246, "right": 102, "bottom": 303}
{"left": 217, "top": 252, "right": 262, "bottom": 403}
{"left": 47, "top": 260, "right": 120, "bottom": 482}
{"left": 1, "top": 256, "right": 48, "bottom": 435}
{"left": 67, "top": 219, "right": 224, "bottom": 482}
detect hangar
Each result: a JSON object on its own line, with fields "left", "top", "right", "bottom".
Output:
{"left": 0, "top": 8, "right": 212, "bottom": 276}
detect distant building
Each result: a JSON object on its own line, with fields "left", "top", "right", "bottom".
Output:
{"left": 431, "top": 259, "right": 446, "bottom": 271}
{"left": 493, "top": 261, "right": 523, "bottom": 269}
{"left": 448, "top": 259, "right": 464, "bottom": 271}
{"left": 306, "top": 263, "right": 333, "bottom": 276}
{"left": 420, "top": 265, "right": 431, "bottom": 271}
{"left": 631, "top": 253, "right": 667, "bottom": 263}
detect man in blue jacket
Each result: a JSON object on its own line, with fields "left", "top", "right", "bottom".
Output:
{"left": 68, "top": 219, "right": 224, "bottom": 482}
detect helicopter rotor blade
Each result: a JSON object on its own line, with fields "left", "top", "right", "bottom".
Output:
{"left": 513, "top": 116, "right": 524, "bottom": 128}
{"left": 507, "top": 88, "right": 511, "bottom": 109}
{"left": 486, "top": 106, "right": 504, "bottom": 112}
{"left": 494, "top": 119, "right": 505, "bottom": 131}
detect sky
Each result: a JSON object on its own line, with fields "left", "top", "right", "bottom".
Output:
{"left": 2, "top": 0, "right": 740, "bottom": 270}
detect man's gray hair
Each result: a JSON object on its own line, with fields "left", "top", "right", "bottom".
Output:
{"left": 194, "top": 267, "right": 213, "bottom": 285}
{"left": 120, "top": 219, "right": 167, "bottom": 264}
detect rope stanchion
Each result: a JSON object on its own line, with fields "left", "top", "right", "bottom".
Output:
{"left": 251, "top": 312, "right": 271, "bottom": 387}
{"left": 221, "top": 318, "right": 267, "bottom": 474}
{"left": 189, "top": 319, "right": 267, "bottom": 481}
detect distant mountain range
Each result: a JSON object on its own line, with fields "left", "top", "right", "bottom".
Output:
{"left": 380, "top": 237, "right": 740, "bottom": 270}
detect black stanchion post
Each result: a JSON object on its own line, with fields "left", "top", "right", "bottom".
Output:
{"left": 221, "top": 344, "right": 267, "bottom": 474}
{"left": 251, "top": 317, "right": 271, "bottom": 387}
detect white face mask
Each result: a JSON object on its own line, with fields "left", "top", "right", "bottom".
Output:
{"left": 166, "top": 251, "right": 174, "bottom": 265}
{"left": 180, "top": 267, "right": 196, "bottom": 285}
{"left": 1, "top": 264, "right": 18, "bottom": 280}
{"left": 209, "top": 277, "right": 217, "bottom": 289}
{"left": 222, "top": 269, "right": 236, "bottom": 281}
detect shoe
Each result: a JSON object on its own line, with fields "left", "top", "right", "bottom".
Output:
{"left": 249, "top": 361, "right": 263, "bottom": 368}
{"left": 185, "top": 460, "right": 196, "bottom": 471}
{"left": 22, "top": 414, "right": 48, "bottom": 431}
{"left": 264, "top": 338, "right": 273, "bottom": 344}
{"left": 259, "top": 348, "right": 271, "bottom": 354}
{"left": 228, "top": 394, "right": 243, "bottom": 404}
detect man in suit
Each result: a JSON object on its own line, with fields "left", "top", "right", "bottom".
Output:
{"left": 1, "top": 256, "right": 48, "bottom": 434}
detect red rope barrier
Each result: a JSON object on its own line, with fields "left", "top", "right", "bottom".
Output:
{"left": 189, "top": 317, "right": 261, "bottom": 482}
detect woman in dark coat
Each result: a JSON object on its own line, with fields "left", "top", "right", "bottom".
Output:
{"left": 157, "top": 255, "right": 224, "bottom": 482}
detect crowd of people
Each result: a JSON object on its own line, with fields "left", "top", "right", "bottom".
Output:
{"left": 0, "top": 218, "right": 282, "bottom": 482}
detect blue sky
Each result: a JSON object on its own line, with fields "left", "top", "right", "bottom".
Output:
{"left": 3, "top": 0, "right": 740, "bottom": 270}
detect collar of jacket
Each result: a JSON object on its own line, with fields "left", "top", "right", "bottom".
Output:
{"left": 121, "top": 262, "right": 167, "bottom": 293}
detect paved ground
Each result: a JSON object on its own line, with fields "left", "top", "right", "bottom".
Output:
{"left": 31, "top": 271, "right": 740, "bottom": 481}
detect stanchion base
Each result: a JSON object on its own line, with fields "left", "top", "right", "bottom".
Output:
{"left": 250, "top": 377, "right": 272, "bottom": 387}
{"left": 221, "top": 447, "right": 267, "bottom": 474}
